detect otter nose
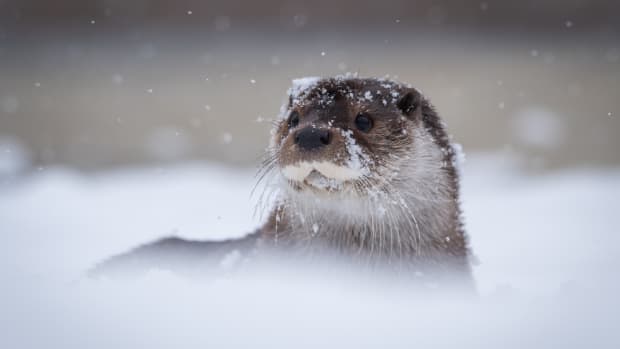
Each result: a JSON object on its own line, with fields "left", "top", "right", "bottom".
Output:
{"left": 294, "top": 127, "right": 331, "bottom": 151}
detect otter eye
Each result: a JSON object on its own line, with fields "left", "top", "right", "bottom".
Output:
{"left": 288, "top": 111, "right": 300, "bottom": 128}
{"left": 354, "top": 113, "right": 373, "bottom": 132}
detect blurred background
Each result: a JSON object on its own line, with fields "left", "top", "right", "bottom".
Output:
{"left": 1, "top": 3, "right": 620, "bottom": 347}
{"left": 0, "top": 0, "right": 619, "bottom": 180}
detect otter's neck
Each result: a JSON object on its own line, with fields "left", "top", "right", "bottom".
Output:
{"left": 262, "top": 135, "right": 467, "bottom": 264}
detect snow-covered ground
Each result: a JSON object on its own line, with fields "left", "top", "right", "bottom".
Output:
{"left": 1, "top": 154, "right": 619, "bottom": 348}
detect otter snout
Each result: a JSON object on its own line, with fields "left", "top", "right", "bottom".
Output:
{"left": 294, "top": 127, "right": 331, "bottom": 151}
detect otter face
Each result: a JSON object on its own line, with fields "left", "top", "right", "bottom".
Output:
{"left": 269, "top": 77, "right": 424, "bottom": 196}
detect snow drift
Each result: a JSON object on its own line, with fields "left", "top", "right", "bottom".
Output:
{"left": 1, "top": 153, "right": 619, "bottom": 348}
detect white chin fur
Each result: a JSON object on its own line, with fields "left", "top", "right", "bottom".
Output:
{"left": 282, "top": 161, "right": 363, "bottom": 182}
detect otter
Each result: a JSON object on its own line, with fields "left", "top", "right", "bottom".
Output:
{"left": 91, "top": 76, "right": 472, "bottom": 285}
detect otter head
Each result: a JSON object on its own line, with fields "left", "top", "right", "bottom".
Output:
{"left": 259, "top": 76, "right": 462, "bottom": 253}
{"left": 269, "top": 77, "right": 443, "bottom": 200}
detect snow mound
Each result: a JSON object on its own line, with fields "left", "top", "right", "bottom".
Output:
{"left": 1, "top": 155, "right": 619, "bottom": 348}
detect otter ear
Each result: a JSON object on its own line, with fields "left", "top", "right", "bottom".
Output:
{"left": 396, "top": 90, "right": 421, "bottom": 117}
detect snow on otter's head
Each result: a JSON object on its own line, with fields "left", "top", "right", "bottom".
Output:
{"left": 260, "top": 76, "right": 456, "bottom": 205}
